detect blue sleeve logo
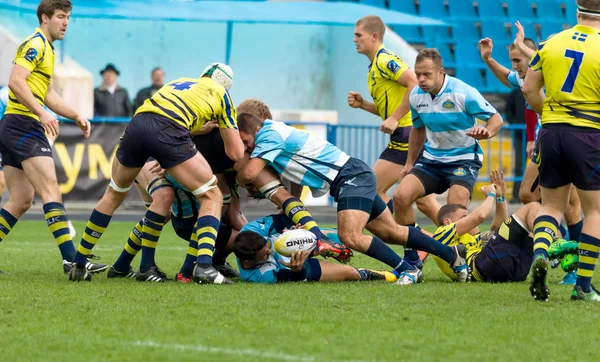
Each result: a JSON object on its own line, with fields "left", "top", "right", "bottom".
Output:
{"left": 387, "top": 60, "right": 400, "bottom": 74}
{"left": 24, "top": 48, "right": 38, "bottom": 62}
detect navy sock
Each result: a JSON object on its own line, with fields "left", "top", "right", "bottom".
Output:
{"left": 403, "top": 223, "right": 421, "bottom": 263}
{"left": 568, "top": 220, "right": 583, "bottom": 242}
{"left": 533, "top": 215, "right": 559, "bottom": 259}
{"left": 113, "top": 219, "right": 143, "bottom": 272}
{"left": 196, "top": 215, "right": 220, "bottom": 266}
{"left": 576, "top": 233, "right": 600, "bottom": 293}
{"left": 0, "top": 208, "right": 18, "bottom": 243}
{"left": 140, "top": 210, "right": 166, "bottom": 273}
{"left": 559, "top": 224, "right": 568, "bottom": 240}
{"left": 365, "top": 236, "right": 412, "bottom": 273}
{"left": 180, "top": 231, "right": 198, "bottom": 277}
{"left": 282, "top": 197, "right": 325, "bottom": 239}
{"left": 406, "top": 227, "right": 455, "bottom": 264}
{"left": 386, "top": 199, "right": 394, "bottom": 213}
{"left": 44, "top": 202, "right": 76, "bottom": 262}
{"left": 75, "top": 209, "right": 112, "bottom": 265}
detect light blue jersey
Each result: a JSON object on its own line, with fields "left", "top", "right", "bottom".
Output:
{"left": 165, "top": 173, "right": 198, "bottom": 219}
{"left": 251, "top": 120, "right": 350, "bottom": 198}
{"left": 0, "top": 87, "right": 9, "bottom": 118}
{"left": 507, "top": 70, "right": 542, "bottom": 139}
{"left": 409, "top": 76, "right": 497, "bottom": 163}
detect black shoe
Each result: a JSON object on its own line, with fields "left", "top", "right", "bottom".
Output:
{"left": 193, "top": 265, "right": 233, "bottom": 284}
{"left": 63, "top": 255, "right": 109, "bottom": 274}
{"left": 529, "top": 256, "right": 550, "bottom": 302}
{"left": 68, "top": 264, "right": 92, "bottom": 281}
{"left": 215, "top": 261, "right": 240, "bottom": 278}
{"left": 136, "top": 265, "right": 169, "bottom": 282}
{"left": 107, "top": 266, "right": 137, "bottom": 279}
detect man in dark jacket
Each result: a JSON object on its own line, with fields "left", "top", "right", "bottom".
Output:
{"left": 133, "top": 67, "right": 165, "bottom": 112}
{"left": 94, "top": 63, "right": 132, "bottom": 117}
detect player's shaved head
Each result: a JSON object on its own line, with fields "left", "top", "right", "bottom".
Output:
{"left": 356, "top": 15, "right": 386, "bottom": 39}
{"left": 437, "top": 204, "right": 468, "bottom": 226}
{"left": 510, "top": 37, "right": 537, "bottom": 51}
{"left": 237, "top": 112, "right": 264, "bottom": 134}
{"left": 233, "top": 231, "right": 267, "bottom": 261}
{"left": 37, "top": 0, "right": 72, "bottom": 24}
{"left": 237, "top": 98, "right": 273, "bottom": 121}
{"left": 577, "top": 0, "right": 600, "bottom": 20}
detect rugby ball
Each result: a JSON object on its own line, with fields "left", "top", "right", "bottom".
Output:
{"left": 274, "top": 229, "right": 317, "bottom": 257}
{"left": 201, "top": 62, "right": 234, "bottom": 90}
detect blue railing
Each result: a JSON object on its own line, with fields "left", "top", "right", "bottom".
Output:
{"left": 78, "top": 117, "right": 528, "bottom": 183}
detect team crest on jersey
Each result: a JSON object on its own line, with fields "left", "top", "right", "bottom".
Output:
{"left": 442, "top": 99, "right": 455, "bottom": 109}
{"left": 24, "top": 48, "right": 38, "bottom": 62}
{"left": 453, "top": 167, "right": 467, "bottom": 176}
{"left": 387, "top": 60, "right": 400, "bottom": 74}
{"left": 506, "top": 217, "right": 512, "bottom": 224}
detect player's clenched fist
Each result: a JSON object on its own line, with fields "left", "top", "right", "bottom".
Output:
{"left": 348, "top": 91, "right": 364, "bottom": 109}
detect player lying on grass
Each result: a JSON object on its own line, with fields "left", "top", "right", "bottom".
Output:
{"left": 233, "top": 214, "right": 396, "bottom": 284}
{"left": 236, "top": 111, "right": 469, "bottom": 284}
{"left": 431, "top": 170, "right": 545, "bottom": 283}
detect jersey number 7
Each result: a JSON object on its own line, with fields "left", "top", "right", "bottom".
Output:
{"left": 561, "top": 49, "right": 584, "bottom": 93}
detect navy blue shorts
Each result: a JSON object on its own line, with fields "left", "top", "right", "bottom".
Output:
{"left": 474, "top": 217, "right": 533, "bottom": 282}
{"left": 0, "top": 114, "right": 53, "bottom": 169}
{"left": 379, "top": 126, "right": 410, "bottom": 165}
{"left": 537, "top": 124, "right": 600, "bottom": 190}
{"left": 410, "top": 157, "right": 481, "bottom": 197}
{"left": 330, "top": 157, "right": 387, "bottom": 220}
{"left": 193, "top": 129, "right": 234, "bottom": 174}
{"left": 171, "top": 214, "right": 232, "bottom": 250}
{"left": 116, "top": 112, "right": 197, "bottom": 169}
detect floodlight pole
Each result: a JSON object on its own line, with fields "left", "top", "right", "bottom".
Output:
{"left": 225, "top": 21, "right": 233, "bottom": 65}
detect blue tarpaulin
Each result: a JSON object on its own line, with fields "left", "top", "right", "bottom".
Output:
{"left": 0, "top": 0, "right": 445, "bottom": 63}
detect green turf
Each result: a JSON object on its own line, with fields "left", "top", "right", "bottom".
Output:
{"left": 1, "top": 221, "right": 599, "bottom": 362}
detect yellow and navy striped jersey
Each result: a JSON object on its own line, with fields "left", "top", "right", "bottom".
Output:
{"left": 5, "top": 28, "right": 55, "bottom": 121}
{"left": 136, "top": 77, "right": 237, "bottom": 133}
{"left": 432, "top": 223, "right": 482, "bottom": 281}
{"left": 529, "top": 25, "right": 600, "bottom": 129}
{"left": 367, "top": 45, "right": 412, "bottom": 128}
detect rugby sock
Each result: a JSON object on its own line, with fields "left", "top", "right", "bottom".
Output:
{"left": 576, "top": 233, "right": 600, "bottom": 293}
{"left": 282, "top": 197, "right": 325, "bottom": 240}
{"left": 356, "top": 268, "right": 370, "bottom": 281}
{"left": 75, "top": 209, "right": 112, "bottom": 265}
{"left": 532, "top": 215, "right": 559, "bottom": 260}
{"left": 0, "top": 208, "right": 18, "bottom": 243}
{"left": 365, "top": 236, "right": 414, "bottom": 274}
{"left": 403, "top": 223, "right": 422, "bottom": 263}
{"left": 406, "top": 227, "right": 455, "bottom": 264}
{"left": 43, "top": 202, "right": 77, "bottom": 262}
{"left": 567, "top": 220, "right": 583, "bottom": 242}
{"left": 180, "top": 229, "right": 198, "bottom": 277}
{"left": 112, "top": 219, "right": 143, "bottom": 272}
{"left": 140, "top": 210, "right": 166, "bottom": 273}
{"left": 386, "top": 199, "right": 394, "bottom": 213}
{"left": 196, "top": 215, "right": 220, "bottom": 267}
{"left": 559, "top": 224, "right": 568, "bottom": 239}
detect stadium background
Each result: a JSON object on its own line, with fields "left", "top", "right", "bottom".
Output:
{"left": 0, "top": 0, "right": 575, "bottom": 208}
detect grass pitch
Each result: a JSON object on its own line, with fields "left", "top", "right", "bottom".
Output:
{"left": 1, "top": 221, "right": 599, "bottom": 362}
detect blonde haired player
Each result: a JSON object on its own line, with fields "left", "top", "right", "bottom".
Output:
{"left": 348, "top": 15, "right": 441, "bottom": 268}
{"left": 523, "top": 0, "right": 600, "bottom": 302}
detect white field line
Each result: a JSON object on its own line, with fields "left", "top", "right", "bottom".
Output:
{"left": 132, "top": 340, "right": 381, "bottom": 362}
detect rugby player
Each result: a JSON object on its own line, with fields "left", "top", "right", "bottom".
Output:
{"left": 233, "top": 214, "right": 396, "bottom": 284}
{"left": 348, "top": 15, "right": 441, "bottom": 267}
{"left": 522, "top": 0, "right": 600, "bottom": 301}
{"left": 393, "top": 49, "right": 503, "bottom": 236}
{"left": 0, "top": 0, "right": 105, "bottom": 275}
{"left": 478, "top": 23, "right": 583, "bottom": 244}
{"left": 237, "top": 112, "right": 470, "bottom": 284}
{"left": 70, "top": 74, "right": 245, "bottom": 284}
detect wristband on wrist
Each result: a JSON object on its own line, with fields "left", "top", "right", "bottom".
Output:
{"left": 496, "top": 195, "right": 505, "bottom": 203}
{"left": 488, "top": 192, "right": 496, "bottom": 199}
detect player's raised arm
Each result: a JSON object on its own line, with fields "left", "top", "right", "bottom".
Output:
{"left": 513, "top": 21, "right": 536, "bottom": 61}
{"left": 44, "top": 87, "right": 91, "bottom": 138}
{"left": 489, "top": 170, "right": 509, "bottom": 232}
{"left": 454, "top": 184, "right": 497, "bottom": 236}
{"left": 478, "top": 38, "right": 511, "bottom": 88}
{"left": 8, "top": 64, "right": 57, "bottom": 136}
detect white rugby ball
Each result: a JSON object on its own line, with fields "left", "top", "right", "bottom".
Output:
{"left": 273, "top": 229, "right": 317, "bottom": 257}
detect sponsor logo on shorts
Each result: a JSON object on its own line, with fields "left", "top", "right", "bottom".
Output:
{"left": 343, "top": 177, "right": 358, "bottom": 187}
{"left": 442, "top": 99, "right": 455, "bottom": 109}
{"left": 41, "top": 148, "right": 51, "bottom": 153}
{"left": 453, "top": 167, "right": 467, "bottom": 176}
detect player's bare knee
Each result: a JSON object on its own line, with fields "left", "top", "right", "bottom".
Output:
{"left": 393, "top": 188, "right": 415, "bottom": 209}
{"left": 151, "top": 187, "right": 175, "bottom": 212}
{"left": 9, "top": 197, "right": 33, "bottom": 216}
{"left": 198, "top": 183, "right": 223, "bottom": 205}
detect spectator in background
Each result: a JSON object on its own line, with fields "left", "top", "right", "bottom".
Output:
{"left": 505, "top": 88, "right": 527, "bottom": 204}
{"left": 133, "top": 67, "right": 164, "bottom": 112}
{"left": 94, "top": 63, "right": 132, "bottom": 117}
